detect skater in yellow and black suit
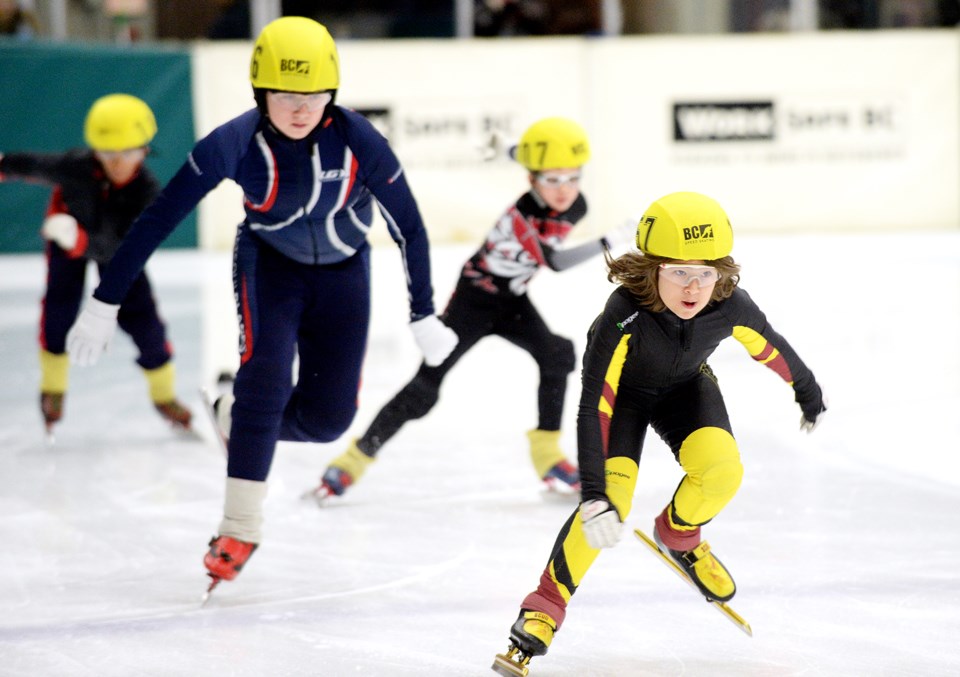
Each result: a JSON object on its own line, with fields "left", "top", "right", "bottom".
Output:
{"left": 493, "top": 191, "right": 827, "bottom": 674}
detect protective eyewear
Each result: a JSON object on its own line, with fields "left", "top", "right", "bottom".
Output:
{"left": 659, "top": 263, "right": 721, "bottom": 287}
{"left": 95, "top": 148, "right": 147, "bottom": 161}
{"left": 535, "top": 172, "right": 582, "bottom": 188}
{"left": 268, "top": 91, "right": 332, "bottom": 112}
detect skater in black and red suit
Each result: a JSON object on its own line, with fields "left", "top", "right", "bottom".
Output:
{"left": 316, "top": 117, "right": 635, "bottom": 499}
{"left": 0, "top": 93, "right": 192, "bottom": 438}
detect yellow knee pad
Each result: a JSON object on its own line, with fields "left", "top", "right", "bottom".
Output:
{"left": 673, "top": 427, "right": 743, "bottom": 526}
{"left": 40, "top": 349, "right": 70, "bottom": 393}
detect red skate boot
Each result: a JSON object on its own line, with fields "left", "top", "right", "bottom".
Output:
{"left": 202, "top": 535, "right": 258, "bottom": 601}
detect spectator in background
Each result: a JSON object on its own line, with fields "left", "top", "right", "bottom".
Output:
{"left": 206, "top": 0, "right": 250, "bottom": 39}
{"left": 0, "top": 0, "right": 40, "bottom": 39}
{"left": 474, "top": 0, "right": 600, "bottom": 36}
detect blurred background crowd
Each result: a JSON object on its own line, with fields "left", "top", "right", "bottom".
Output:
{"left": 3, "top": 0, "right": 958, "bottom": 44}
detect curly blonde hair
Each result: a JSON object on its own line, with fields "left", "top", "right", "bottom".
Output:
{"left": 605, "top": 250, "right": 740, "bottom": 312}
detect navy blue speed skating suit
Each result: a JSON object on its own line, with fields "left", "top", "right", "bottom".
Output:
{"left": 91, "top": 106, "right": 439, "bottom": 481}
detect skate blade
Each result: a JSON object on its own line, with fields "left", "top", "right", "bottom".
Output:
{"left": 200, "top": 575, "right": 222, "bottom": 606}
{"left": 540, "top": 478, "right": 580, "bottom": 503}
{"left": 44, "top": 424, "right": 56, "bottom": 446}
{"left": 198, "top": 387, "right": 229, "bottom": 456}
{"left": 300, "top": 482, "right": 335, "bottom": 506}
{"left": 634, "top": 528, "right": 753, "bottom": 637}
{"left": 492, "top": 648, "right": 530, "bottom": 677}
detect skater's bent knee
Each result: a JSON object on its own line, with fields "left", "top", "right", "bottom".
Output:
{"left": 700, "top": 459, "right": 744, "bottom": 498}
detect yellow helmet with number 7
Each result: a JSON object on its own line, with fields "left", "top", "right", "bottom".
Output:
{"left": 250, "top": 16, "right": 340, "bottom": 93}
{"left": 515, "top": 117, "right": 591, "bottom": 171}
{"left": 84, "top": 94, "right": 157, "bottom": 152}
{"left": 636, "top": 192, "right": 734, "bottom": 260}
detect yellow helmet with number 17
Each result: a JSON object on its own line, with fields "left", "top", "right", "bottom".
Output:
{"left": 516, "top": 117, "right": 591, "bottom": 171}
{"left": 636, "top": 192, "right": 734, "bottom": 260}
{"left": 250, "top": 16, "right": 340, "bottom": 93}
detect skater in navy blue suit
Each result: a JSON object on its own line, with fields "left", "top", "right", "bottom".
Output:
{"left": 66, "top": 16, "right": 458, "bottom": 593}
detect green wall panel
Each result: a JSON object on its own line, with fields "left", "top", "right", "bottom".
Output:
{"left": 0, "top": 41, "right": 196, "bottom": 253}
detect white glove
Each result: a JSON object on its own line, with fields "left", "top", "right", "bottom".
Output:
{"left": 800, "top": 393, "right": 829, "bottom": 434}
{"left": 601, "top": 218, "right": 638, "bottom": 252}
{"left": 41, "top": 213, "right": 80, "bottom": 250}
{"left": 580, "top": 499, "right": 623, "bottom": 549}
{"left": 67, "top": 297, "right": 120, "bottom": 366}
{"left": 410, "top": 314, "right": 458, "bottom": 367}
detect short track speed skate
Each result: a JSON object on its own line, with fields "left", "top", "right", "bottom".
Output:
{"left": 201, "top": 535, "right": 257, "bottom": 605}
{"left": 634, "top": 528, "right": 752, "bottom": 636}
{"left": 492, "top": 611, "right": 555, "bottom": 676}
{"left": 492, "top": 646, "right": 533, "bottom": 677}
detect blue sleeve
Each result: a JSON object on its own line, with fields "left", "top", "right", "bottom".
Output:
{"left": 341, "top": 111, "right": 435, "bottom": 319}
{"left": 93, "top": 118, "right": 249, "bottom": 304}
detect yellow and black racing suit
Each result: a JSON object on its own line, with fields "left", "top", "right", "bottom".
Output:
{"left": 519, "top": 284, "right": 825, "bottom": 627}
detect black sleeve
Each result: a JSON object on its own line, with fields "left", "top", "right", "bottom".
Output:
{"left": 0, "top": 151, "right": 76, "bottom": 186}
{"left": 726, "top": 288, "right": 824, "bottom": 420}
{"left": 576, "top": 290, "right": 635, "bottom": 502}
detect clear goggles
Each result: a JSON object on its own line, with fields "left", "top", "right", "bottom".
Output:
{"left": 535, "top": 172, "right": 582, "bottom": 188}
{"left": 95, "top": 147, "right": 147, "bottom": 161}
{"left": 268, "top": 90, "right": 332, "bottom": 112}
{"left": 658, "top": 263, "right": 721, "bottom": 287}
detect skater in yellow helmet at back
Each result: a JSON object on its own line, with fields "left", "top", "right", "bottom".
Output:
{"left": 0, "top": 92, "right": 192, "bottom": 439}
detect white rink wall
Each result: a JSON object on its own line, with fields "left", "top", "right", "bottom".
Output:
{"left": 190, "top": 30, "right": 960, "bottom": 250}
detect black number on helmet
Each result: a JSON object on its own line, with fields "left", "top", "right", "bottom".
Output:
{"left": 251, "top": 46, "right": 262, "bottom": 79}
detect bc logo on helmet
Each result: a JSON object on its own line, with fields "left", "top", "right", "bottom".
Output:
{"left": 683, "top": 224, "right": 714, "bottom": 242}
{"left": 280, "top": 59, "right": 311, "bottom": 75}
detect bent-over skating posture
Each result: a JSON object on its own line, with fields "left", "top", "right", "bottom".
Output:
{"left": 315, "top": 117, "right": 634, "bottom": 500}
{"left": 493, "top": 191, "right": 827, "bottom": 676}
{"left": 0, "top": 93, "right": 192, "bottom": 438}
{"left": 64, "top": 17, "right": 457, "bottom": 595}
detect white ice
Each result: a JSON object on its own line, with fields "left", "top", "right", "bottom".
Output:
{"left": 1, "top": 231, "right": 959, "bottom": 676}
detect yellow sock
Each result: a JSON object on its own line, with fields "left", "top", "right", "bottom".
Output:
{"left": 143, "top": 362, "right": 177, "bottom": 403}
{"left": 40, "top": 349, "right": 69, "bottom": 394}
{"left": 328, "top": 440, "right": 376, "bottom": 481}
{"left": 527, "top": 429, "right": 566, "bottom": 478}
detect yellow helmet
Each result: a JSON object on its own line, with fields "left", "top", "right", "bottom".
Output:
{"left": 636, "top": 192, "right": 734, "bottom": 260}
{"left": 516, "top": 117, "right": 591, "bottom": 171}
{"left": 250, "top": 16, "right": 340, "bottom": 92}
{"left": 83, "top": 94, "right": 157, "bottom": 152}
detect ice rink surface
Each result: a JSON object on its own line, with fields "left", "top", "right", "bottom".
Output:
{"left": 1, "top": 231, "right": 959, "bottom": 676}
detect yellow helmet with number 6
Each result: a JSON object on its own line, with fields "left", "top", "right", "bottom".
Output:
{"left": 250, "top": 16, "right": 340, "bottom": 92}
{"left": 636, "top": 192, "right": 734, "bottom": 260}
{"left": 84, "top": 94, "right": 157, "bottom": 152}
{"left": 516, "top": 117, "right": 591, "bottom": 171}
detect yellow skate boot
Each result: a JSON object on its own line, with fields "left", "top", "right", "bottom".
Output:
{"left": 654, "top": 509, "right": 736, "bottom": 602}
